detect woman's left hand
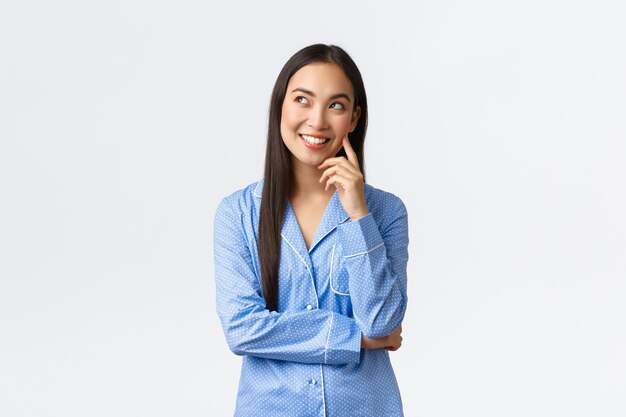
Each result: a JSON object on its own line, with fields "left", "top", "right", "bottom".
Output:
{"left": 318, "top": 135, "right": 369, "bottom": 221}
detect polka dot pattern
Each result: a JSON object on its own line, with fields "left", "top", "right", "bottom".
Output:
{"left": 213, "top": 179, "right": 409, "bottom": 416}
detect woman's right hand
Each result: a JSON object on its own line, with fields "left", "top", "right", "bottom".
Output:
{"left": 361, "top": 325, "right": 403, "bottom": 351}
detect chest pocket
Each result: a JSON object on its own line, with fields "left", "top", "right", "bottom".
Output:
{"left": 329, "top": 243, "right": 350, "bottom": 296}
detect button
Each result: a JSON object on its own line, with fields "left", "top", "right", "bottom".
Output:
{"left": 306, "top": 304, "right": 313, "bottom": 310}
{"left": 309, "top": 378, "right": 317, "bottom": 385}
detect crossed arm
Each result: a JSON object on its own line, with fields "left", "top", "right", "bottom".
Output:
{"left": 213, "top": 193, "right": 408, "bottom": 365}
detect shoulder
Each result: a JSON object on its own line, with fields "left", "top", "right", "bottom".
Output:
{"left": 362, "top": 183, "right": 408, "bottom": 235}
{"left": 215, "top": 179, "right": 262, "bottom": 221}
{"left": 363, "top": 183, "right": 407, "bottom": 216}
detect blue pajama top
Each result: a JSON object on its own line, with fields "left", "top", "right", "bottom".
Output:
{"left": 213, "top": 179, "right": 409, "bottom": 416}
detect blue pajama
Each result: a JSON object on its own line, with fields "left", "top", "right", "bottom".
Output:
{"left": 214, "top": 179, "right": 409, "bottom": 416}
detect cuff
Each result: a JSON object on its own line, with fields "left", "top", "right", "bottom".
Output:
{"left": 324, "top": 313, "right": 362, "bottom": 365}
{"left": 337, "top": 213, "right": 384, "bottom": 257}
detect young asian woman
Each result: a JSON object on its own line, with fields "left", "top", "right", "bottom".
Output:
{"left": 214, "top": 44, "right": 409, "bottom": 417}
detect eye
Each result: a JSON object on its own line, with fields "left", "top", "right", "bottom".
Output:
{"left": 295, "top": 96, "right": 309, "bottom": 104}
{"left": 330, "top": 102, "right": 345, "bottom": 110}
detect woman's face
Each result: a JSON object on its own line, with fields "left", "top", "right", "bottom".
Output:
{"left": 280, "top": 62, "right": 361, "bottom": 169}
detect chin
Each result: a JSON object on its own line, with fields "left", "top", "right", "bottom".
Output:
{"left": 294, "top": 154, "right": 326, "bottom": 167}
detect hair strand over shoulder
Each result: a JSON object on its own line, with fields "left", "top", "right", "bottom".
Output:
{"left": 258, "top": 44, "right": 368, "bottom": 311}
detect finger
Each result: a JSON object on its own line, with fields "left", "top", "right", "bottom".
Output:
{"left": 342, "top": 135, "right": 360, "bottom": 169}
{"left": 318, "top": 162, "right": 360, "bottom": 185}
{"left": 323, "top": 173, "right": 351, "bottom": 192}
{"left": 319, "top": 158, "right": 361, "bottom": 183}
{"left": 319, "top": 164, "right": 358, "bottom": 185}
{"left": 317, "top": 156, "right": 347, "bottom": 170}
{"left": 323, "top": 170, "right": 362, "bottom": 192}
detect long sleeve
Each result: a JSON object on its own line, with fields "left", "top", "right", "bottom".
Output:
{"left": 337, "top": 195, "right": 409, "bottom": 338}
{"left": 213, "top": 196, "right": 362, "bottom": 365}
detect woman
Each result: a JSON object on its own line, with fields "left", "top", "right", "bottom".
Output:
{"left": 214, "top": 44, "right": 409, "bottom": 416}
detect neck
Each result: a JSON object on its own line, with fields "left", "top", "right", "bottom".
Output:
{"left": 290, "top": 158, "right": 334, "bottom": 199}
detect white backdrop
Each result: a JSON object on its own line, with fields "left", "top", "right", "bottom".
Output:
{"left": 1, "top": 1, "right": 625, "bottom": 416}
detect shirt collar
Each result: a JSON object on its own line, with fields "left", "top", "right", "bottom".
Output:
{"left": 308, "top": 191, "right": 350, "bottom": 251}
{"left": 254, "top": 178, "right": 351, "bottom": 253}
{"left": 253, "top": 179, "right": 263, "bottom": 199}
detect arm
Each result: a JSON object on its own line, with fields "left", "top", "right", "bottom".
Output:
{"left": 338, "top": 197, "right": 409, "bottom": 338}
{"left": 362, "top": 325, "right": 403, "bottom": 351}
{"left": 317, "top": 137, "right": 409, "bottom": 339}
{"left": 213, "top": 196, "right": 362, "bottom": 364}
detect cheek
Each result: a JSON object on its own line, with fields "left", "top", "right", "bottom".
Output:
{"left": 281, "top": 104, "right": 305, "bottom": 129}
{"left": 333, "top": 115, "right": 352, "bottom": 133}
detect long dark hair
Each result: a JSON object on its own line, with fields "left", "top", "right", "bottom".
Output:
{"left": 258, "top": 44, "right": 369, "bottom": 311}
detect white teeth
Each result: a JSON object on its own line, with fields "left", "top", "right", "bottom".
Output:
{"left": 301, "top": 134, "right": 329, "bottom": 145}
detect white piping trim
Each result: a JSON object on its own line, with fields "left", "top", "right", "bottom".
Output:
{"left": 343, "top": 242, "right": 385, "bottom": 259}
{"left": 308, "top": 216, "right": 348, "bottom": 253}
{"left": 253, "top": 181, "right": 262, "bottom": 198}
{"left": 320, "top": 364, "right": 327, "bottom": 417}
{"left": 324, "top": 312, "right": 333, "bottom": 364}
{"left": 281, "top": 233, "right": 320, "bottom": 308}
{"left": 329, "top": 243, "right": 349, "bottom": 296}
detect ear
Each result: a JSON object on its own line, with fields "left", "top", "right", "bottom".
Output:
{"left": 348, "top": 106, "right": 361, "bottom": 132}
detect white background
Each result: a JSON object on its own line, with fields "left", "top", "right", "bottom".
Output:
{"left": 1, "top": 0, "right": 625, "bottom": 416}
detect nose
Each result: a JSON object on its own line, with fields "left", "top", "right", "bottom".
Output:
{"left": 307, "top": 105, "right": 328, "bottom": 130}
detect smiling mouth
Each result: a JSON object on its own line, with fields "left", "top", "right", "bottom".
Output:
{"left": 300, "top": 134, "right": 330, "bottom": 145}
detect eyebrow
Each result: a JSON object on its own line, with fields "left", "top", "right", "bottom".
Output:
{"left": 291, "top": 87, "right": 352, "bottom": 102}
